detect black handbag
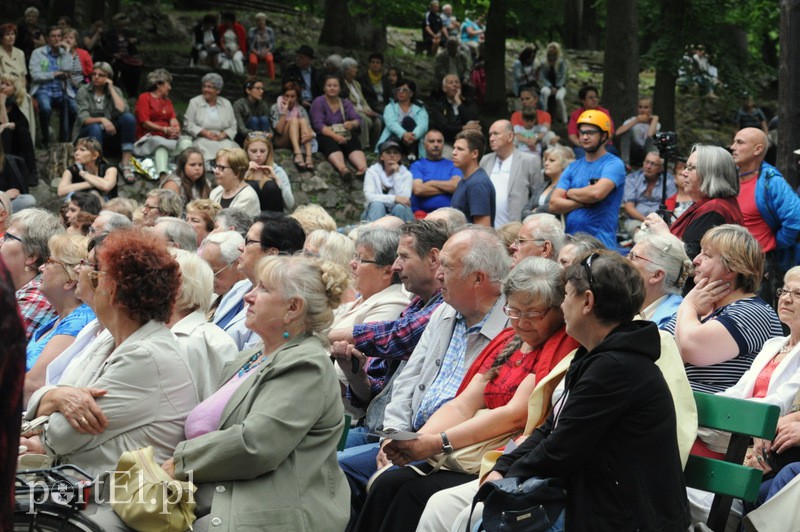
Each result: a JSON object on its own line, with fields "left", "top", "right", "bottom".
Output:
{"left": 467, "top": 476, "right": 566, "bottom": 532}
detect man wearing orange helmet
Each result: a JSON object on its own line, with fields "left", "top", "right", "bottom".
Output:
{"left": 549, "top": 110, "right": 626, "bottom": 248}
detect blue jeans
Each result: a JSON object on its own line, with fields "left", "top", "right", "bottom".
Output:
{"left": 363, "top": 202, "right": 415, "bottom": 222}
{"left": 77, "top": 112, "right": 136, "bottom": 152}
{"left": 338, "top": 442, "right": 382, "bottom": 528}
{"left": 474, "top": 508, "right": 565, "bottom": 532}
{"left": 246, "top": 115, "right": 271, "bottom": 133}
{"left": 36, "top": 91, "right": 77, "bottom": 145}
{"left": 757, "top": 461, "right": 800, "bottom": 506}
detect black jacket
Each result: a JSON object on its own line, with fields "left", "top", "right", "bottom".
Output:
{"left": 282, "top": 64, "right": 323, "bottom": 104}
{"left": 425, "top": 91, "right": 478, "bottom": 144}
{"left": 493, "top": 321, "right": 690, "bottom": 532}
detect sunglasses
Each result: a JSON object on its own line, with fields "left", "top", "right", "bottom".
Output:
{"left": 88, "top": 270, "right": 107, "bottom": 290}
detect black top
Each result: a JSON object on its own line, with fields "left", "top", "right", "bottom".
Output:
{"left": 66, "top": 162, "right": 117, "bottom": 199}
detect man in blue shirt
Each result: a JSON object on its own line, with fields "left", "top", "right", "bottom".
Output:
{"left": 550, "top": 110, "right": 625, "bottom": 248}
{"left": 622, "top": 151, "right": 675, "bottom": 237}
{"left": 410, "top": 130, "right": 462, "bottom": 214}
{"left": 450, "top": 129, "right": 495, "bottom": 227}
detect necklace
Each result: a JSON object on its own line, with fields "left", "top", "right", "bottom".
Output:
{"left": 738, "top": 169, "right": 757, "bottom": 179}
{"left": 238, "top": 349, "right": 265, "bottom": 377}
{"left": 514, "top": 346, "right": 533, "bottom": 367}
{"left": 93, "top": 93, "right": 105, "bottom": 105}
{"left": 779, "top": 342, "right": 796, "bottom": 355}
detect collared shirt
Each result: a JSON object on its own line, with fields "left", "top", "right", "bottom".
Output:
{"left": 491, "top": 154, "right": 513, "bottom": 227}
{"left": 623, "top": 169, "right": 676, "bottom": 218}
{"left": 412, "top": 311, "right": 489, "bottom": 429}
{"left": 300, "top": 67, "right": 312, "bottom": 101}
{"left": 16, "top": 275, "right": 57, "bottom": 340}
{"left": 348, "top": 291, "right": 444, "bottom": 408}
{"left": 39, "top": 46, "right": 65, "bottom": 98}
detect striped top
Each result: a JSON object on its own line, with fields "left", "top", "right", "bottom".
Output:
{"left": 664, "top": 297, "right": 783, "bottom": 393}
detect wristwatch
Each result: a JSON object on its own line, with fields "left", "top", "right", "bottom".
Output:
{"left": 440, "top": 432, "right": 454, "bottom": 454}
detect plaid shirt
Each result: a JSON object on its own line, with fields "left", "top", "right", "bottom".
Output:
{"left": 16, "top": 275, "right": 57, "bottom": 340}
{"left": 347, "top": 290, "right": 443, "bottom": 409}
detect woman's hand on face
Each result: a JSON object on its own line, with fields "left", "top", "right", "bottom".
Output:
{"left": 684, "top": 276, "right": 731, "bottom": 316}
{"left": 52, "top": 386, "right": 109, "bottom": 435}
{"left": 773, "top": 421, "right": 800, "bottom": 454}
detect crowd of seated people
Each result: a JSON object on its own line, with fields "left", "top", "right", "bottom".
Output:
{"left": 5, "top": 4, "right": 800, "bottom": 531}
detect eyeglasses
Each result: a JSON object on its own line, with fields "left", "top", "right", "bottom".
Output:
{"left": 578, "top": 129, "right": 601, "bottom": 137}
{"left": 44, "top": 257, "right": 70, "bottom": 274}
{"left": 514, "top": 237, "right": 545, "bottom": 246}
{"left": 580, "top": 252, "right": 598, "bottom": 293}
{"left": 352, "top": 253, "right": 380, "bottom": 265}
{"left": 244, "top": 237, "right": 261, "bottom": 247}
{"left": 214, "top": 163, "right": 231, "bottom": 172}
{"left": 213, "top": 262, "right": 233, "bottom": 277}
{"left": 142, "top": 204, "right": 161, "bottom": 212}
{"left": 684, "top": 164, "right": 697, "bottom": 172}
{"left": 503, "top": 305, "right": 551, "bottom": 321}
{"left": 626, "top": 251, "right": 655, "bottom": 265}
{"left": 396, "top": 87, "right": 411, "bottom": 93}
{"left": 1, "top": 232, "right": 22, "bottom": 244}
{"left": 777, "top": 288, "right": 800, "bottom": 300}
{"left": 88, "top": 270, "right": 107, "bottom": 290}
{"left": 78, "top": 258, "right": 98, "bottom": 270}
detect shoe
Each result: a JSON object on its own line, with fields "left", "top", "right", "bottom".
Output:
{"left": 305, "top": 155, "right": 314, "bottom": 172}
{"left": 121, "top": 165, "right": 136, "bottom": 184}
{"left": 293, "top": 152, "right": 306, "bottom": 170}
{"left": 355, "top": 167, "right": 367, "bottom": 177}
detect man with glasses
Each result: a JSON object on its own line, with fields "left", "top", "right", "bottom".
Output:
{"left": 217, "top": 212, "right": 306, "bottom": 350}
{"left": 509, "top": 213, "right": 565, "bottom": 266}
{"left": 549, "top": 110, "right": 625, "bottom": 249}
{"left": 28, "top": 26, "right": 81, "bottom": 146}
{"left": 621, "top": 151, "right": 675, "bottom": 239}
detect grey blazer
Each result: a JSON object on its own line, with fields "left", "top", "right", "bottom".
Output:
{"left": 173, "top": 334, "right": 349, "bottom": 532}
{"left": 480, "top": 148, "right": 543, "bottom": 223}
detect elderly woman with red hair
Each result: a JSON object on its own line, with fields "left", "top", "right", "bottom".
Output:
{"left": 21, "top": 228, "right": 201, "bottom": 479}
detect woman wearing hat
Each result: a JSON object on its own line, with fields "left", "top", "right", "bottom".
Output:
{"left": 73, "top": 62, "right": 137, "bottom": 183}
{"left": 362, "top": 139, "right": 413, "bottom": 222}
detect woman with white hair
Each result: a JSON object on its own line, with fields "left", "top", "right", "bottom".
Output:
{"left": 183, "top": 72, "right": 238, "bottom": 161}
{"left": 168, "top": 249, "right": 237, "bottom": 400}
{"left": 342, "top": 57, "right": 381, "bottom": 149}
{"left": 522, "top": 144, "right": 574, "bottom": 219}
{"left": 628, "top": 231, "right": 692, "bottom": 329}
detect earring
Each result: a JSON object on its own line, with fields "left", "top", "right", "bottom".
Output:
{"left": 283, "top": 328, "right": 290, "bottom": 339}
{"left": 283, "top": 317, "right": 290, "bottom": 339}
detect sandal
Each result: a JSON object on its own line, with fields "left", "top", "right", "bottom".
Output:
{"left": 293, "top": 153, "right": 306, "bottom": 170}
{"left": 355, "top": 167, "right": 367, "bottom": 177}
{"left": 338, "top": 167, "right": 353, "bottom": 180}
{"left": 121, "top": 165, "right": 136, "bottom": 184}
{"left": 305, "top": 155, "right": 314, "bottom": 172}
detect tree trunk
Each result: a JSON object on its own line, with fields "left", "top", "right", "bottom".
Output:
{"left": 652, "top": 0, "right": 687, "bottom": 133}
{"left": 582, "top": 0, "right": 601, "bottom": 50}
{"left": 319, "top": 0, "right": 356, "bottom": 47}
{"left": 319, "top": 0, "right": 386, "bottom": 50}
{"left": 563, "top": 0, "right": 583, "bottom": 49}
{"left": 601, "top": 0, "right": 638, "bottom": 130}
{"left": 483, "top": 0, "right": 507, "bottom": 117}
{"left": 778, "top": 0, "right": 800, "bottom": 188}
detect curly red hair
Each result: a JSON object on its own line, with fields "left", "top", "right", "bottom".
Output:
{"left": 98, "top": 229, "right": 181, "bottom": 324}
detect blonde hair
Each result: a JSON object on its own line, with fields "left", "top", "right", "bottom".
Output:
{"left": 187, "top": 199, "right": 222, "bottom": 232}
{"left": 634, "top": 232, "right": 692, "bottom": 295}
{"left": 701, "top": 224, "right": 763, "bottom": 293}
{"left": 0, "top": 73, "right": 27, "bottom": 107}
{"left": 497, "top": 222, "right": 522, "bottom": 252}
{"left": 103, "top": 197, "right": 138, "bottom": 220}
{"left": 49, "top": 234, "right": 89, "bottom": 281}
{"left": 291, "top": 204, "right": 337, "bottom": 233}
{"left": 216, "top": 147, "right": 249, "bottom": 180}
{"left": 170, "top": 248, "right": 214, "bottom": 313}
{"left": 257, "top": 255, "right": 350, "bottom": 336}
{"left": 305, "top": 230, "right": 354, "bottom": 272}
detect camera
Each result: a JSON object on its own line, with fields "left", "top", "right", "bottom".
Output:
{"left": 654, "top": 131, "right": 677, "bottom": 153}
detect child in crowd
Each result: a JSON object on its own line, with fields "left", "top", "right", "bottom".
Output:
{"left": 243, "top": 131, "right": 294, "bottom": 213}
{"left": 159, "top": 147, "right": 211, "bottom": 204}
{"left": 513, "top": 106, "right": 556, "bottom": 156}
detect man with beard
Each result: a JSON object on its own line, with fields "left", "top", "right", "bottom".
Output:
{"left": 549, "top": 110, "right": 625, "bottom": 248}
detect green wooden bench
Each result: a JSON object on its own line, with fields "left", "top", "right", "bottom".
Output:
{"left": 684, "top": 392, "right": 780, "bottom": 531}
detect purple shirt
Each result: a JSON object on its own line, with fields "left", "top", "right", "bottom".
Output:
{"left": 309, "top": 96, "right": 362, "bottom": 134}
{"left": 184, "top": 368, "right": 256, "bottom": 440}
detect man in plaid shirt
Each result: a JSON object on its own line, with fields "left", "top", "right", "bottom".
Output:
{"left": 330, "top": 219, "right": 451, "bottom": 431}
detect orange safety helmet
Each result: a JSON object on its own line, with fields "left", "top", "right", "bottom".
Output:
{"left": 577, "top": 110, "right": 611, "bottom": 135}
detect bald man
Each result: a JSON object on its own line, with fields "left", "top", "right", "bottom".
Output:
{"left": 479, "top": 120, "right": 542, "bottom": 227}
{"left": 731, "top": 127, "right": 800, "bottom": 306}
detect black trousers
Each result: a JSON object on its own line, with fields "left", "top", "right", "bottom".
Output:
{"left": 353, "top": 462, "right": 476, "bottom": 532}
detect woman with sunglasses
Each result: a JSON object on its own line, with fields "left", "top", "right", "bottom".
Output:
{"left": 482, "top": 251, "right": 690, "bottom": 531}
{"left": 23, "top": 234, "right": 95, "bottom": 403}
{"left": 375, "top": 78, "right": 429, "bottom": 161}
{"left": 22, "top": 228, "right": 199, "bottom": 481}
{"left": 209, "top": 147, "right": 260, "bottom": 218}
{"left": 243, "top": 131, "right": 294, "bottom": 213}
{"left": 355, "top": 257, "right": 578, "bottom": 531}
